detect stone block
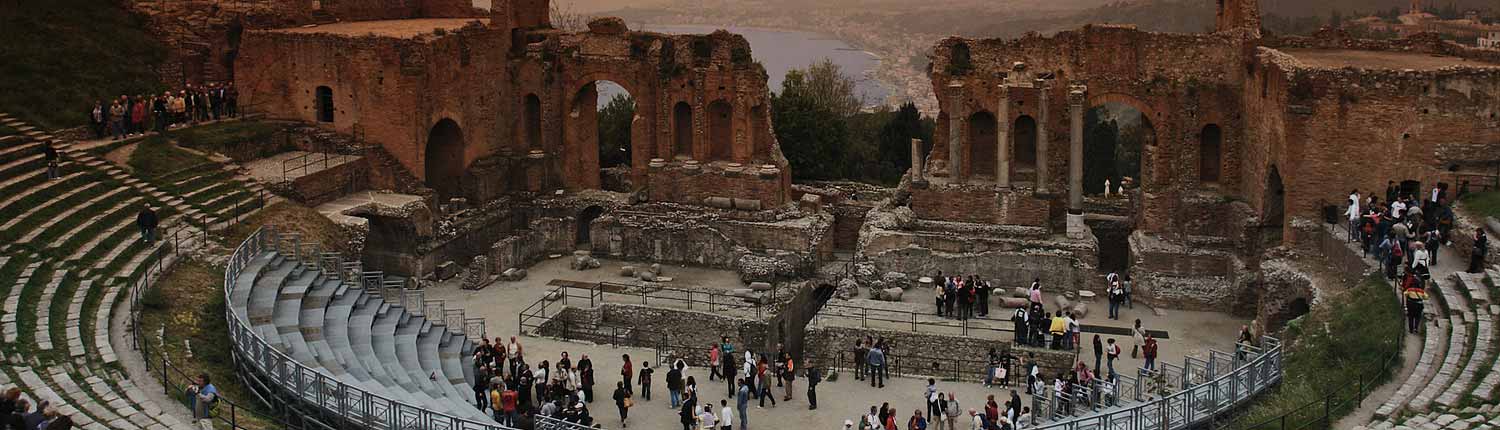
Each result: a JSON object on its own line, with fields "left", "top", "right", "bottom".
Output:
{"left": 651, "top": 263, "right": 663, "bottom": 275}
{"left": 1070, "top": 303, "right": 1089, "bottom": 318}
{"left": 880, "top": 287, "right": 904, "bottom": 301}
{"left": 799, "top": 193, "right": 822, "bottom": 213}
{"left": 570, "top": 255, "right": 600, "bottom": 271}
{"left": 1012, "top": 287, "right": 1029, "bottom": 298}
{"left": 587, "top": 17, "right": 628, "bottom": 34}
{"left": 1054, "top": 295, "right": 1072, "bottom": 310}
{"left": 638, "top": 271, "right": 657, "bottom": 282}
{"left": 749, "top": 282, "right": 773, "bottom": 291}
{"left": 435, "top": 261, "right": 458, "bottom": 280}
{"left": 731, "top": 198, "right": 762, "bottom": 211}
{"left": 704, "top": 197, "right": 733, "bottom": 209}
{"left": 500, "top": 268, "right": 527, "bottom": 282}
{"left": 1001, "top": 297, "right": 1029, "bottom": 308}
{"left": 620, "top": 266, "right": 637, "bottom": 277}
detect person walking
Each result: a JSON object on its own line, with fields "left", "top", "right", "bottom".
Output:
{"left": 42, "top": 142, "right": 60, "bottom": 180}
{"left": 136, "top": 205, "right": 158, "bottom": 244}
{"left": 867, "top": 343, "right": 886, "bottom": 388}
{"left": 638, "top": 361, "right": 653, "bottom": 401}
{"left": 1470, "top": 228, "right": 1489, "bottom": 273}
{"left": 1105, "top": 338, "right": 1120, "bottom": 378}
{"left": 710, "top": 344, "right": 722, "bottom": 381}
{"left": 1131, "top": 320, "right": 1145, "bottom": 358}
{"left": 944, "top": 394, "right": 962, "bottom": 430}
{"left": 1404, "top": 284, "right": 1428, "bottom": 334}
{"left": 612, "top": 382, "right": 630, "bottom": 427}
{"left": 736, "top": 378, "right": 750, "bottom": 430}
{"left": 679, "top": 394, "right": 698, "bottom": 430}
{"left": 755, "top": 355, "right": 776, "bottom": 407}
{"left": 806, "top": 366, "right": 821, "bottom": 410}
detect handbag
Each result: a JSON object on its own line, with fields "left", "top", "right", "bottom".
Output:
{"left": 624, "top": 396, "right": 634, "bottom": 408}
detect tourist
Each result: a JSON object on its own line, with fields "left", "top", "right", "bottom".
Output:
{"left": 1048, "top": 311, "right": 1066, "bottom": 350}
{"left": 945, "top": 277, "right": 958, "bottom": 318}
{"left": 501, "top": 383, "right": 519, "bottom": 426}
{"left": 755, "top": 355, "right": 776, "bottom": 407}
{"left": 611, "top": 382, "right": 630, "bottom": 427}
{"left": 685, "top": 375, "right": 698, "bottom": 400}
{"left": 719, "top": 399, "right": 733, "bottom": 430}
{"left": 518, "top": 364, "right": 534, "bottom": 411}
{"left": 884, "top": 403, "right": 899, "bottom": 430}
{"left": 1017, "top": 407, "right": 1031, "bottom": 429}
{"left": 867, "top": 342, "right": 886, "bottom": 389}
{"left": 667, "top": 360, "right": 684, "bottom": 408}
{"left": 722, "top": 337, "right": 737, "bottom": 396}
{"left": 909, "top": 410, "right": 928, "bottom": 430}
{"left": 638, "top": 361, "right": 653, "bottom": 401}
{"left": 1028, "top": 279, "right": 1042, "bottom": 306}
{"left": 186, "top": 374, "right": 217, "bottom": 430}
{"left": 1470, "top": 228, "right": 1489, "bottom": 273}
{"left": 969, "top": 408, "right": 984, "bottom": 430}
{"left": 1007, "top": 390, "right": 1021, "bottom": 423}
{"left": 1237, "top": 326, "right": 1254, "bottom": 361}
{"left": 131, "top": 95, "right": 147, "bottom": 136}
{"left": 803, "top": 365, "right": 821, "bottom": 410}
{"left": 978, "top": 279, "right": 992, "bottom": 317}
{"left": 579, "top": 354, "right": 595, "bottom": 402}
{"left": 474, "top": 373, "right": 490, "bottom": 411}
{"left": 89, "top": 101, "right": 105, "bottom": 139}
{"left": 1092, "top": 335, "right": 1103, "bottom": 373}
{"left": 935, "top": 281, "right": 947, "bottom": 317}
{"left": 41, "top": 142, "right": 59, "bottom": 180}
{"left": 1011, "top": 307, "right": 1028, "bottom": 345}
{"left": 736, "top": 378, "right": 751, "bottom": 430}
{"left": 710, "top": 344, "right": 722, "bottom": 381}
{"left": 781, "top": 353, "right": 796, "bottom": 401}
{"left": 508, "top": 336, "right": 523, "bottom": 374}
{"left": 862, "top": 405, "right": 882, "bottom": 430}
{"left": 1121, "top": 274, "right": 1134, "bottom": 309}
{"left": 489, "top": 383, "right": 504, "bottom": 422}
{"left": 856, "top": 338, "right": 869, "bottom": 380}
{"left": 1131, "top": 320, "right": 1145, "bottom": 358}
{"left": 1105, "top": 338, "right": 1120, "bottom": 378}
{"left": 943, "top": 395, "right": 962, "bottom": 430}
{"left": 958, "top": 277, "right": 972, "bottom": 320}
{"left": 621, "top": 354, "right": 634, "bottom": 395}
{"left": 1066, "top": 312, "right": 1080, "bottom": 351}
{"left": 1143, "top": 335, "right": 1159, "bottom": 371}
{"left": 698, "top": 404, "right": 718, "bottom": 430}
{"left": 985, "top": 395, "right": 1000, "bottom": 427}
{"left": 535, "top": 360, "right": 550, "bottom": 404}
{"left": 984, "top": 349, "right": 1000, "bottom": 388}
{"left": 926, "top": 380, "right": 941, "bottom": 424}
{"left": 1404, "top": 282, "right": 1428, "bottom": 334}
{"left": 109, "top": 99, "right": 125, "bottom": 140}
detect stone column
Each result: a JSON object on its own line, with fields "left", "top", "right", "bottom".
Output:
{"left": 1067, "top": 86, "right": 1088, "bottom": 239}
{"left": 996, "top": 84, "right": 1011, "bottom": 188}
{"left": 947, "top": 82, "right": 965, "bottom": 183}
{"left": 1035, "top": 79, "right": 1050, "bottom": 193}
{"left": 910, "top": 138, "right": 925, "bottom": 183}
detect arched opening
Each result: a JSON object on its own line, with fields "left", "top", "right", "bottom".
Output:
{"left": 673, "top": 102, "right": 693, "bottom": 159}
{"left": 425, "top": 119, "right": 465, "bottom": 200}
{"left": 1273, "top": 297, "right": 1310, "bottom": 331}
{"left": 1011, "top": 115, "right": 1038, "bottom": 184}
{"left": 708, "top": 100, "right": 733, "bottom": 161}
{"left": 1200, "top": 124, "right": 1223, "bottom": 184}
{"left": 315, "top": 86, "right": 334, "bottom": 123}
{"left": 576, "top": 205, "right": 605, "bottom": 248}
{"left": 967, "top": 111, "right": 998, "bottom": 180}
{"left": 524, "top": 94, "right": 542, "bottom": 151}
{"left": 1263, "top": 164, "right": 1286, "bottom": 244}
{"left": 1083, "top": 103, "right": 1151, "bottom": 194}
{"left": 572, "top": 80, "right": 635, "bottom": 192}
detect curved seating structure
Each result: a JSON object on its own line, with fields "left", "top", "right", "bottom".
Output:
{"left": 226, "top": 226, "right": 516, "bottom": 429}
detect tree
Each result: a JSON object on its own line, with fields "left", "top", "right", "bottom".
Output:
{"left": 773, "top": 76, "right": 849, "bottom": 181}
{"left": 781, "top": 58, "right": 863, "bottom": 118}
{"left": 876, "top": 102, "right": 934, "bottom": 184}
{"left": 598, "top": 94, "right": 634, "bottom": 169}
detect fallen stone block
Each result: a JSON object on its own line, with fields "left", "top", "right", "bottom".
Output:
{"left": 749, "top": 282, "right": 773, "bottom": 291}
{"left": 435, "top": 261, "right": 458, "bottom": 281}
{"left": 638, "top": 271, "right": 657, "bottom": 282}
{"left": 1070, "top": 303, "right": 1089, "bottom": 319}
{"left": 620, "top": 266, "right": 637, "bottom": 277}
{"left": 651, "top": 263, "right": 663, "bottom": 275}
{"left": 704, "top": 197, "right": 733, "bottom": 209}
{"left": 1054, "top": 296, "right": 1072, "bottom": 311}
{"left": 1001, "top": 297, "right": 1029, "bottom": 308}
{"left": 880, "top": 287, "right": 904, "bottom": 301}
{"left": 1012, "top": 287, "right": 1029, "bottom": 298}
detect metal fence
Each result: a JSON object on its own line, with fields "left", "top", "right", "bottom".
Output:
{"left": 221, "top": 226, "right": 593, "bottom": 430}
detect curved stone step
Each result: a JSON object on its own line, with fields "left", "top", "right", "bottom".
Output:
{"left": 1437, "top": 272, "right": 1496, "bottom": 408}
{"left": 14, "top": 367, "right": 98, "bottom": 429}
{"left": 1375, "top": 316, "right": 1450, "bottom": 418}
{"left": 2, "top": 262, "right": 43, "bottom": 344}
{"left": 350, "top": 295, "right": 428, "bottom": 409}
{"left": 0, "top": 141, "right": 39, "bottom": 165}
{"left": 94, "top": 284, "right": 123, "bottom": 364}
{"left": 1411, "top": 316, "right": 1467, "bottom": 412}
{"left": 245, "top": 259, "right": 300, "bottom": 346}
{"left": 414, "top": 321, "right": 463, "bottom": 404}
{"left": 323, "top": 284, "right": 374, "bottom": 384}
{"left": 272, "top": 269, "right": 319, "bottom": 364}
{"left": 63, "top": 279, "right": 93, "bottom": 358}
{"left": 66, "top": 214, "right": 136, "bottom": 261}
{"left": 301, "top": 276, "right": 347, "bottom": 378}
{"left": 0, "top": 178, "right": 101, "bottom": 231}
{"left": 19, "top": 187, "right": 128, "bottom": 242}
{"left": 369, "top": 303, "right": 446, "bottom": 410}
{"left": 34, "top": 270, "right": 70, "bottom": 352}
{"left": 0, "top": 153, "right": 43, "bottom": 179}
{"left": 43, "top": 197, "right": 144, "bottom": 250}
{"left": 388, "top": 311, "right": 429, "bottom": 394}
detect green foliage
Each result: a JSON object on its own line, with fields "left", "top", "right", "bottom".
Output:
{"left": 140, "top": 284, "right": 167, "bottom": 311}
{"left": 875, "top": 103, "right": 935, "bottom": 184}
{"left": 598, "top": 94, "right": 635, "bottom": 169}
{"left": 1082, "top": 107, "right": 1145, "bottom": 194}
{"left": 129, "top": 136, "right": 215, "bottom": 179}
{"left": 773, "top": 84, "right": 849, "bottom": 181}
{"left": 0, "top": 0, "right": 167, "bottom": 129}
{"left": 1226, "top": 274, "right": 1403, "bottom": 430}
{"left": 781, "top": 59, "right": 863, "bottom": 118}
{"left": 172, "top": 121, "right": 290, "bottom": 163}
{"left": 1459, "top": 191, "right": 1500, "bottom": 219}
{"left": 774, "top": 63, "right": 931, "bottom": 184}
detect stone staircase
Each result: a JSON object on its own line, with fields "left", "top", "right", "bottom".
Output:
{"left": 227, "top": 231, "right": 491, "bottom": 423}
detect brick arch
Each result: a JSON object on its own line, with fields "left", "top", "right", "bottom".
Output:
{"left": 559, "top": 73, "right": 659, "bottom": 191}
{"left": 1087, "top": 92, "right": 1163, "bottom": 128}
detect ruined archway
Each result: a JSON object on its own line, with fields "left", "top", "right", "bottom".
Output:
{"left": 1200, "top": 124, "right": 1223, "bottom": 184}
{"left": 524, "top": 94, "right": 542, "bottom": 151}
{"left": 425, "top": 118, "right": 465, "bottom": 200}
{"left": 567, "top": 80, "right": 638, "bottom": 191}
{"left": 708, "top": 99, "right": 733, "bottom": 161}
{"left": 1083, "top": 103, "right": 1149, "bottom": 194}
{"left": 1011, "top": 115, "right": 1038, "bottom": 184}
{"left": 673, "top": 102, "right": 693, "bottom": 159}
{"left": 967, "top": 111, "right": 997, "bottom": 180}
{"left": 577, "top": 205, "right": 605, "bottom": 248}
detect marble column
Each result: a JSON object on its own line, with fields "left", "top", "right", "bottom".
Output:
{"left": 1067, "top": 86, "right": 1087, "bottom": 239}
{"left": 996, "top": 84, "right": 1011, "bottom": 188}
{"left": 1035, "top": 79, "right": 1050, "bottom": 193}
{"left": 910, "top": 138, "right": 925, "bottom": 183}
{"left": 947, "top": 82, "right": 965, "bottom": 183}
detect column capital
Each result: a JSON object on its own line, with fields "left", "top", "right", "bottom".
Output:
{"left": 1068, "top": 85, "right": 1088, "bottom": 106}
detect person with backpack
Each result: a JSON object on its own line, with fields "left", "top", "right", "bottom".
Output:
{"left": 187, "top": 374, "right": 219, "bottom": 430}
{"left": 667, "top": 361, "right": 684, "bottom": 408}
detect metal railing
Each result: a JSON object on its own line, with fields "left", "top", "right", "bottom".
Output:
{"left": 222, "top": 226, "right": 546, "bottom": 430}
{"left": 1024, "top": 336, "right": 1284, "bottom": 430}
{"left": 281, "top": 151, "right": 337, "bottom": 181}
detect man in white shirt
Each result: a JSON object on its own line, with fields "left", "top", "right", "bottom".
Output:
{"left": 1391, "top": 200, "right": 1406, "bottom": 219}
{"left": 1346, "top": 197, "right": 1361, "bottom": 240}
{"left": 719, "top": 399, "right": 733, "bottom": 430}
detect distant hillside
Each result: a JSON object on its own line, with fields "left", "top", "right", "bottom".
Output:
{"left": 0, "top": 0, "right": 167, "bottom": 129}
{"left": 1261, "top": 0, "right": 1494, "bottom": 21}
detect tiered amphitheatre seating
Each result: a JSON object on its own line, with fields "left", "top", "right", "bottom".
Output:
{"left": 1435, "top": 271, "right": 1495, "bottom": 408}
{"left": 0, "top": 113, "right": 194, "bottom": 430}
{"left": 227, "top": 232, "right": 491, "bottom": 424}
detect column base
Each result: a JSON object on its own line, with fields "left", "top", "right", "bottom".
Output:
{"left": 1066, "top": 213, "right": 1088, "bottom": 239}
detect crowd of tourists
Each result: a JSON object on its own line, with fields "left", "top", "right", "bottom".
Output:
{"left": 1344, "top": 182, "right": 1491, "bottom": 335}
{"left": 89, "top": 82, "right": 238, "bottom": 141}
{"left": 1, "top": 386, "right": 79, "bottom": 430}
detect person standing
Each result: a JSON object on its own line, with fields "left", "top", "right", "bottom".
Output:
{"left": 501, "top": 383, "right": 519, "bottom": 426}
{"left": 1131, "top": 319, "right": 1145, "bottom": 358}
{"left": 710, "top": 344, "right": 722, "bottom": 381}
{"left": 719, "top": 399, "right": 733, "bottom": 430}
{"left": 518, "top": 364, "right": 534, "bottom": 411}
{"left": 721, "top": 337, "right": 737, "bottom": 397}
{"left": 109, "top": 99, "right": 126, "bottom": 140}
{"left": 867, "top": 343, "right": 885, "bottom": 389}
{"left": 1470, "top": 228, "right": 1489, "bottom": 273}
{"left": 805, "top": 366, "right": 821, "bottom": 410}
{"left": 1105, "top": 338, "right": 1120, "bottom": 378}
{"left": 943, "top": 394, "right": 962, "bottom": 430}
{"left": 736, "top": 378, "right": 750, "bottom": 430}
{"left": 42, "top": 142, "right": 60, "bottom": 180}
{"left": 667, "top": 361, "right": 684, "bottom": 408}
{"left": 781, "top": 353, "right": 795, "bottom": 401}
{"left": 1091, "top": 335, "right": 1103, "bottom": 374}
{"left": 1143, "top": 335, "right": 1159, "bottom": 371}
{"left": 698, "top": 404, "right": 718, "bottom": 430}
{"left": 131, "top": 95, "right": 147, "bottom": 136}
{"left": 579, "top": 354, "right": 595, "bottom": 402}
{"left": 1405, "top": 284, "right": 1428, "bottom": 334}
{"left": 638, "top": 361, "right": 653, "bottom": 401}
{"left": 612, "top": 382, "right": 630, "bottom": 427}
{"left": 978, "top": 280, "right": 992, "bottom": 317}
{"left": 679, "top": 393, "right": 698, "bottom": 430}
{"left": 934, "top": 281, "right": 947, "bottom": 317}
{"left": 90, "top": 101, "right": 105, "bottom": 139}
{"left": 621, "top": 354, "right": 634, "bottom": 395}
{"left": 909, "top": 410, "right": 928, "bottom": 430}
{"left": 855, "top": 338, "right": 869, "bottom": 381}
{"left": 1011, "top": 307, "right": 1028, "bottom": 345}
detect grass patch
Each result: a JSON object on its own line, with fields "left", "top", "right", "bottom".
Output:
{"left": 139, "top": 259, "right": 278, "bottom": 430}
{"left": 1459, "top": 191, "right": 1500, "bottom": 220}
{"left": 128, "top": 136, "right": 216, "bottom": 179}
{"left": 12, "top": 264, "right": 58, "bottom": 361}
{"left": 1225, "top": 274, "right": 1404, "bottom": 430}
{"left": 0, "top": 0, "right": 167, "bottom": 129}
{"left": 221, "top": 201, "right": 352, "bottom": 254}
{"left": 173, "top": 121, "right": 292, "bottom": 163}
{"left": 0, "top": 180, "right": 111, "bottom": 243}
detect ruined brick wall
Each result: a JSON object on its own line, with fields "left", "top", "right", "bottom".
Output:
{"left": 908, "top": 184, "right": 1050, "bottom": 226}
{"left": 1265, "top": 29, "right": 1500, "bottom": 65}
{"left": 321, "top": 0, "right": 481, "bottom": 21}
{"left": 923, "top": 26, "right": 1252, "bottom": 237}
{"left": 1249, "top": 48, "right": 1500, "bottom": 242}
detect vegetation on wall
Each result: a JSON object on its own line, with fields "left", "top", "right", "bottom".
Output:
{"left": 773, "top": 59, "right": 933, "bottom": 184}
{"left": 598, "top": 94, "right": 635, "bottom": 169}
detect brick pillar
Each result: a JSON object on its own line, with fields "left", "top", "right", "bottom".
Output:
{"left": 1067, "top": 86, "right": 1087, "bottom": 239}
{"left": 996, "top": 84, "right": 1011, "bottom": 188}
{"left": 911, "top": 138, "right": 925, "bottom": 183}
{"left": 947, "top": 82, "right": 965, "bottom": 183}
{"left": 1035, "top": 79, "right": 1050, "bottom": 193}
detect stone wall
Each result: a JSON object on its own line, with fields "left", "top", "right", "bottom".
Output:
{"left": 802, "top": 323, "right": 1077, "bottom": 381}
{"left": 908, "top": 183, "right": 1051, "bottom": 227}
{"left": 542, "top": 304, "right": 768, "bottom": 367}
{"left": 287, "top": 157, "right": 368, "bottom": 206}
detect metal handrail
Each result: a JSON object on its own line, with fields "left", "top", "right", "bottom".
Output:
{"left": 222, "top": 226, "right": 553, "bottom": 430}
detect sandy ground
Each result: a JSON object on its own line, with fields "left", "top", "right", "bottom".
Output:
{"left": 424, "top": 256, "right": 1251, "bottom": 429}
